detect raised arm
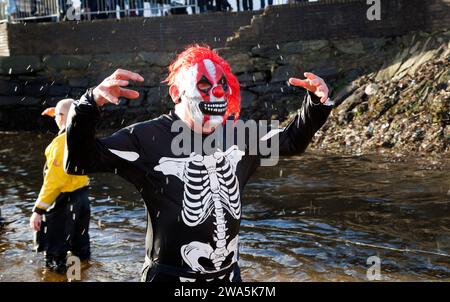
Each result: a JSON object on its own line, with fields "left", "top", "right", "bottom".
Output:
{"left": 277, "top": 72, "right": 333, "bottom": 156}
{"left": 64, "top": 69, "right": 146, "bottom": 183}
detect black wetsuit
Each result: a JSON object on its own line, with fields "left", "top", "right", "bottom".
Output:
{"left": 65, "top": 88, "right": 332, "bottom": 282}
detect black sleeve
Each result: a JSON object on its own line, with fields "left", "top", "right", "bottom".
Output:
{"left": 274, "top": 91, "right": 332, "bottom": 157}
{"left": 64, "top": 88, "right": 146, "bottom": 187}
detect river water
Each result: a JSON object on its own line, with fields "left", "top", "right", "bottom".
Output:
{"left": 0, "top": 132, "right": 449, "bottom": 282}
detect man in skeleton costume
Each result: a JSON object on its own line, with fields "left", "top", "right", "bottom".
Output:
{"left": 64, "top": 46, "right": 333, "bottom": 282}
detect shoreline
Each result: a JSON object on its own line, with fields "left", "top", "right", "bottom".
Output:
{"left": 1, "top": 130, "right": 448, "bottom": 170}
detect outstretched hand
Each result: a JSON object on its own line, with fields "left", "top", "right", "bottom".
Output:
{"left": 289, "top": 72, "right": 329, "bottom": 103}
{"left": 93, "top": 69, "right": 145, "bottom": 106}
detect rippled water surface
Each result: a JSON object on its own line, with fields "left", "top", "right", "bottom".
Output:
{"left": 0, "top": 132, "right": 449, "bottom": 281}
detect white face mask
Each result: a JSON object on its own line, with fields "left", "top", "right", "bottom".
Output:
{"left": 175, "top": 59, "right": 230, "bottom": 132}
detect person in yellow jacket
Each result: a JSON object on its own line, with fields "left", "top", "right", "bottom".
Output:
{"left": 30, "top": 98, "right": 91, "bottom": 273}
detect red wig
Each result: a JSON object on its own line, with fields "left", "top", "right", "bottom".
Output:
{"left": 165, "top": 45, "right": 241, "bottom": 120}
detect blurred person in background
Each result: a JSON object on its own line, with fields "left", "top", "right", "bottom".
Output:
{"left": 30, "top": 99, "right": 91, "bottom": 274}
{"left": 242, "top": 0, "right": 252, "bottom": 11}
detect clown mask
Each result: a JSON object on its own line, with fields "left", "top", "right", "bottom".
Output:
{"left": 171, "top": 59, "right": 231, "bottom": 133}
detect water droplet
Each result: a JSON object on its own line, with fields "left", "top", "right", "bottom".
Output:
{"left": 279, "top": 169, "right": 283, "bottom": 177}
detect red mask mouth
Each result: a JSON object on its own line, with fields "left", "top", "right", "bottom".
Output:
{"left": 199, "top": 100, "right": 228, "bottom": 116}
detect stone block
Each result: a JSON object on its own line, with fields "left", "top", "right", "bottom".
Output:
{"left": 332, "top": 39, "right": 365, "bottom": 55}
{"left": 0, "top": 79, "right": 22, "bottom": 95}
{"left": 281, "top": 40, "right": 329, "bottom": 55}
{"left": 0, "top": 56, "right": 42, "bottom": 75}
{"left": 43, "top": 55, "right": 91, "bottom": 70}
{"left": 135, "top": 52, "right": 173, "bottom": 67}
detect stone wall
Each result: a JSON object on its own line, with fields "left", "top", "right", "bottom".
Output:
{"left": 0, "top": 51, "right": 174, "bottom": 130}
{"left": 4, "top": 11, "right": 257, "bottom": 55}
{"left": 426, "top": 0, "right": 450, "bottom": 32}
{"left": 3, "top": 30, "right": 447, "bottom": 131}
{"left": 227, "top": 0, "right": 434, "bottom": 48}
{"left": 227, "top": 0, "right": 450, "bottom": 49}
{"left": 0, "top": 0, "right": 449, "bottom": 132}
{"left": 3, "top": 0, "right": 450, "bottom": 56}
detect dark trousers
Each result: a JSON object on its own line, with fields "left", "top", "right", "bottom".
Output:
{"left": 242, "top": 0, "right": 253, "bottom": 11}
{"left": 260, "top": 0, "right": 273, "bottom": 8}
{"left": 36, "top": 187, "right": 91, "bottom": 261}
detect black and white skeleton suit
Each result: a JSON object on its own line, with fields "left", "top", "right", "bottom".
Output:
{"left": 64, "top": 88, "right": 332, "bottom": 282}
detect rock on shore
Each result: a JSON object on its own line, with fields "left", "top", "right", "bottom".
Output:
{"left": 309, "top": 31, "right": 450, "bottom": 156}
